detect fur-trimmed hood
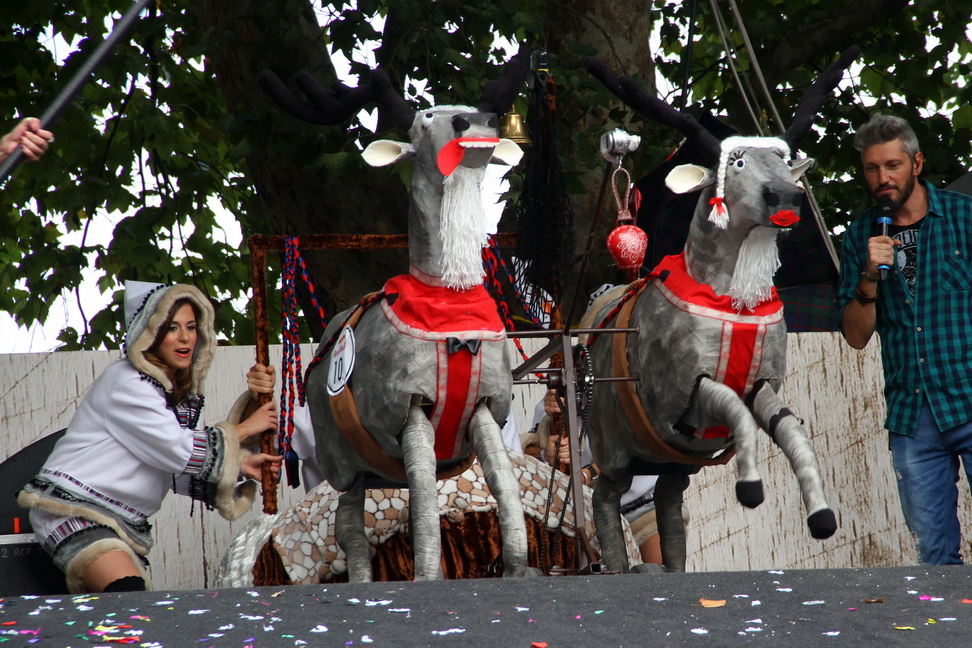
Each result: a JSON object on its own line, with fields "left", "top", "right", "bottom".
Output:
{"left": 123, "top": 283, "right": 216, "bottom": 394}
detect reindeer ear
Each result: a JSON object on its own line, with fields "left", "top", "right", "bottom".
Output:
{"left": 492, "top": 139, "right": 524, "bottom": 167}
{"left": 666, "top": 164, "right": 714, "bottom": 194}
{"left": 362, "top": 140, "right": 416, "bottom": 167}
{"left": 790, "top": 157, "right": 814, "bottom": 181}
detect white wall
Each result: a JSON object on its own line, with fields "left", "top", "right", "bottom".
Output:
{"left": 2, "top": 333, "right": 960, "bottom": 589}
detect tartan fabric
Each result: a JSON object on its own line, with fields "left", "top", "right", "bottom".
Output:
{"left": 836, "top": 181, "right": 972, "bottom": 436}
{"left": 635, "top": 113, "right": 840, "bottom": 333}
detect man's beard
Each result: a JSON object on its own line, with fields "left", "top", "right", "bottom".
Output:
{"left": 875, "top": 168, "right": 916, "bottom": 211}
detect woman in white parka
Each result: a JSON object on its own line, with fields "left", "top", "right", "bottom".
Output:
{"left": 18, "top": 282, "right": 280, "bottom": 593}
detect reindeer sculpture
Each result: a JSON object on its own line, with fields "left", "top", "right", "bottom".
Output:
{"left": 581, "top": 47, "right": 858, "bottom": 572}
{"left": 258, "top": 50, "right": 534, "bottom": 581}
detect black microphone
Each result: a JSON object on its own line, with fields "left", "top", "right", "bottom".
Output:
{"left": 876, "top": 195, "right": 894, "bottom": 281}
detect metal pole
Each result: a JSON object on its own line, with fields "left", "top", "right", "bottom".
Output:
{"left": 0, "top": 0, "right": 154, "bottom": 184}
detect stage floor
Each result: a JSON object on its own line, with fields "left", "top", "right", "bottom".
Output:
{"left": 3, "top": 565, "right": 972, "bottom": 646}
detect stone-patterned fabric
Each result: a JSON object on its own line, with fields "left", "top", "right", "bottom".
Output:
{"left": 271, "top": 453, "right": 642, "bottom": 582}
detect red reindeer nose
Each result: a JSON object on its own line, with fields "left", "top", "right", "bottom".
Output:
{"left": 769, "top": 209, "right": 800, "bottom": 227}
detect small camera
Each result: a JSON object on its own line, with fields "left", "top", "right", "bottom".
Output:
{"left": 600, "top": 128, "right": 641, "bottom": 163}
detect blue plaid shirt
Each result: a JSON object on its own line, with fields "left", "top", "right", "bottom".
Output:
{"left": 838, "top": 181, "right": 972, "bottom": 436}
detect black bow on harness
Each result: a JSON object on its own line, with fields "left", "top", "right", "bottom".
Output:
{"left": 446, "top": 337, "right": 482, "bottom": 355}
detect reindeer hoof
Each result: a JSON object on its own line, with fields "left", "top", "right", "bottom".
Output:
{"left": 735, "top": 480, "right": 764, "bottom": 508}
{"left": 808, "top": 508, "right": 837, "bottom": 539}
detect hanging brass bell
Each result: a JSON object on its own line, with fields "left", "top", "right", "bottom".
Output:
{"left": 499, "top": 110, "right": 531, "bottom": 146}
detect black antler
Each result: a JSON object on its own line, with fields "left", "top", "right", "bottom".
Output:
{"left": 585, "top": 56, "right": 722, "bottom": 167}
{"left": 476, "top": 45, "right": 531, "bottom": 116}
{"left": 258, "top": 68, "right": 414, "bottom": 131}
{"left": 781, "top": 45, "right": 860, "bottom": 153}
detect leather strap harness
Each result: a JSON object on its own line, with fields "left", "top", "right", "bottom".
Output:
{"left": 327, "top": 293, "right": 475, "bottom": 482}
{"left": 610, "top": 281, "right": 736, "bottom": 467}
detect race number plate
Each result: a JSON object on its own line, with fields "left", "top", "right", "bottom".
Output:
{"left": 326, "top": 326, "right": 356, "bottom": 396}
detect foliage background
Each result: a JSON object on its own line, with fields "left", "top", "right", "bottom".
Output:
{"left": 1, "top": 0, "right": 970, "bottom": 350}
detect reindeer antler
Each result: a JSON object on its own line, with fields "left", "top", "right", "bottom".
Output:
{"left": 781, "top": 45, "right": 860, "bottom": 153}
{"left": 258, "top": 68, "right": 413, "bottom": 131}
{"left": 585, "top": 56, "right": 722, "bottom": 167}
{"left": 476, "top": 45, "right": 531, "bottom": 116}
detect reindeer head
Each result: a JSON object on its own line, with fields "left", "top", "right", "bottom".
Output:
{"left": 259, "top": 49, "right": 529, "bottom": 290}
{"left": 585, "top": 47, "right": 858, "bottom": 309}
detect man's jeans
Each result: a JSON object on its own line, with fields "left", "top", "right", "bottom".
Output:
{"left": 891, "top": 403, "right": 972, "bottom": 564}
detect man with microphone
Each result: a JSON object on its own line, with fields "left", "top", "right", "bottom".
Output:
{"left": 839, "top": 114, "right": 972, "bottom": 565}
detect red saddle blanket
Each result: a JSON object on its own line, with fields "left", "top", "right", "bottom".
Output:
{"left": 380, "top": 274, "right": 506, "bottom": 459}
{"left": 650, "top": 253, "right": 784, "bottom": 439}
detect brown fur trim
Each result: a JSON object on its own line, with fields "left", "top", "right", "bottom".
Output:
{"left": 212, "top": 422, "right": 257, "bottom": 521}
{"left": 519, "top": 431, "right": 539, "bottom": 453}
{"left": 17, "top": 490, "right": 150, "bottom": 556}
{"left": 64, "top": 538, "right": 151, "bottom": 594}
{"left": 128, "top": 285, "right": 216, "bottom": 393}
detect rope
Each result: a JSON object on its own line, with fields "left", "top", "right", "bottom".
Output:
{"left": 482, "top": 237, "right": 552, "bottom": 375}
{"left": 279, "top": 236, "right": 330, "bottom": 487}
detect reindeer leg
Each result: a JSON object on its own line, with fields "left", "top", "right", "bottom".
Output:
{"left": 335, "top": 475, "right": 373, "bottom": 582}
{"left": 695, "top": 378, "right": 764, "bottom": 508}
{"left": 748, "top": 381, "right": 837, "bottom": 539}
{"left": 469, "top": 403, "right": 535, "bottom": 577}
{"left": 655, "top": 473, "right": 691, "bottom": 572}
{"left": 401, "top": 403, "right": 443, "bottom": 580}
{"left": 592, "top": 472, "right": 633, "bottom": 572}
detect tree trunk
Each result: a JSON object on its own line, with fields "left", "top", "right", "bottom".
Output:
{"left": 191, "top": 0, "right": 409, "bottom": 338}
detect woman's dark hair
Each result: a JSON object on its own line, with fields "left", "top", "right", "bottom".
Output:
{"left": 144, "top": 298, "right": 197, "bottom": 403}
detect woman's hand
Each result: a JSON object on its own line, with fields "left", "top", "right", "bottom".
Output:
{"left": 235, "top": 400, "right": 277, "bottom": 442}
{"left": 246, "top": 363, "right": 276, "bottom": 400}
{"left": 241, "top": 453, "right": 282, "bottom": 481}
{"left": 544, "top": 434, "right": 571, "bottom": 466}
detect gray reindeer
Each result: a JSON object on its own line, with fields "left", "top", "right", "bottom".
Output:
{"left": 258, "top": 50, "right": 534, "bottom": 581}
{"left": 582, "top": 48, "right": 858, "bottom": 572}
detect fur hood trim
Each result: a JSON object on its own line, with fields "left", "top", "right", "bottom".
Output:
{"left": 125, "top": 284, "right": 216, "bottom": 394}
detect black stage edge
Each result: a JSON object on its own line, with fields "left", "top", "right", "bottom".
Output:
{"left": 3, "top": 566, "right": 972, "bottom": 646}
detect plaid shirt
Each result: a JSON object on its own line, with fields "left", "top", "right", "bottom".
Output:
{"left": 838, "top": 181, "right": 972, "bottom": 436}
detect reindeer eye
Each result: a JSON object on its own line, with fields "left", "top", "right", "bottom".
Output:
{"left": 422, "top": 113, "right": 434, "bottom": 128}
{"left": 733, "top": 158, "right": 746, "bottom": 170}
{"left": 787, "top": 159, "right": 794, "bottom": 167}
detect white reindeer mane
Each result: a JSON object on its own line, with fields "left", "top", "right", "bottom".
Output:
{"left": 728, "top": 227, "right": 781, "bottom": 311}
{"left": 439, "top": 165, "right": 488, "bottom": 289}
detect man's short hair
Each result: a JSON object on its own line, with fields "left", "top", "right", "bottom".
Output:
{"left": 852, "top": 114, "right": 920, "bottom": 159}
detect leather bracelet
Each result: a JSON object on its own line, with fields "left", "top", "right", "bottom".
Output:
{"left": 855, "top": 285, "right": 878, "bottom": 305}
{"left": 860, "top": 270, "right": 879, "bottom": 282}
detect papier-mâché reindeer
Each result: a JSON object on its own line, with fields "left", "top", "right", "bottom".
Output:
{"left": 582, "top": 47, "right": 858, "bottom": 572}
{"left": 258, "top": 50, "right": 535, "bottom": 581}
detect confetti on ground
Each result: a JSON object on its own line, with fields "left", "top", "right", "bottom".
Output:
{"left": 690, "top": 628, "right": 709, "bottom": 635}
{"left": 431, "top": 628, "right": 465, "bottom": 635}
{"left": 803, "top": 600, "right": 826, "bottom": 606}
{"left": 653, "top": 597, "right": 668, "bottom": 602}
{"left": 768, "top": 570, "right": 784, "bottom": 575}
{"left": 776, "top": 588, "right": 793, "bottom": 593}
{"left": 894, "top": 626, "right": 915, "bottom": 631}
{"left": 862, "top": 599, "right": 884, "bottom": 604}
{"left": 531, "top": 643, "right": 548, "bottom": 648}
{"left": 962, "top": 599, "right": 972, "bottom": 604}
{"left": 751, "top": 601, "right": 762, "bottom": 606}
{"left": 516, "top": 607, "right": 530, "bottom": 612}
{"left": 698, "top": 599, "right": 726, "bottom": 608}
{"left": 940, "top": 618, "right": 957, "bottom": 621}
{"left": 823, "top": 631, "right": 840, "bottom": 636}
{"left": 310, "top": 625, "right": 328, "bottom": 633}
{"left": 744, "top": 618, "right": 762, "bottom": 624}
